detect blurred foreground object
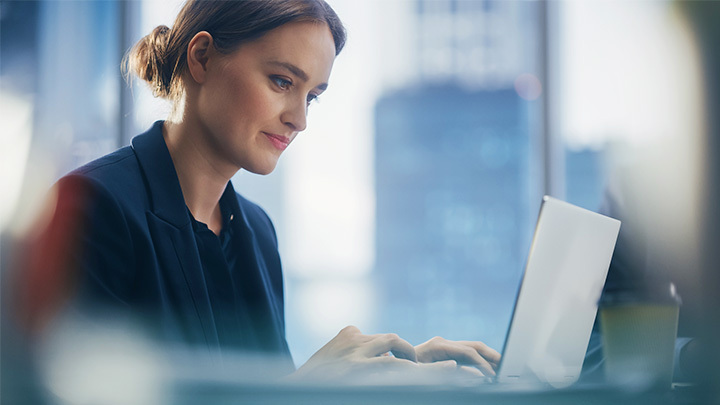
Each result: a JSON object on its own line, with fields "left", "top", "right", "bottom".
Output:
{"left": 682, "top": 0, "right": 720, "bottom": 397}
{"left": 599, "top": 282, "right": 681, "bottom": 390}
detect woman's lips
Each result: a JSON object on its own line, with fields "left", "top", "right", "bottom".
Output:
{"left": 264, "top": 133, "right": 290, "bottom": 151}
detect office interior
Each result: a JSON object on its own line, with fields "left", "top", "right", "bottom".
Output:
{"left": 1, "top": 0, "right": 719, "bottom": 403}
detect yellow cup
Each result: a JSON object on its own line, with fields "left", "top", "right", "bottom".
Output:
{"left": 599, "top": 283, "right": 681, "bottom": 390}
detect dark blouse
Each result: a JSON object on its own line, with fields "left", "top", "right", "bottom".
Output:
{"left": 189, "top": 186, "right": 265, "bottom": 350}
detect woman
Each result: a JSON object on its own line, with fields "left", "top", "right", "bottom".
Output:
{"left": 18, "top": 0, "right": 499, "bottom": 381}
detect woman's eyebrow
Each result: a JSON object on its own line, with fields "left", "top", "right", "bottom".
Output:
{"left": 267, "top": 60, "right": 328, "bottom": 90}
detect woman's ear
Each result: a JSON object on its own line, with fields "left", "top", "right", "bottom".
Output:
{"left": 186, "top": 31, "right": 214, "bottom": 84}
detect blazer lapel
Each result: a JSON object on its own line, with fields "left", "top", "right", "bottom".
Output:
{"left": 131, "top": 121, "right": 220, "bottom": 349}
{"left": 226, "top": 184, "right": 286, "bottom": 346}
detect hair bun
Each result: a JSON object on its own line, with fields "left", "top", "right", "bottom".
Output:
{"left": 124, "top": 25, "right": 173, "bottom": 98}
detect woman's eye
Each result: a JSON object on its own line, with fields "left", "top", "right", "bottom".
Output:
{"left": 271, "top": 76, "right": 292, "bottom": 90}
{"left": 306, "top": 94, "right": 320, "bottom": 105}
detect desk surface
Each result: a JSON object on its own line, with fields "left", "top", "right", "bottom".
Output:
{"left": 168, "top": 381, "right": 709, "bottom": 405}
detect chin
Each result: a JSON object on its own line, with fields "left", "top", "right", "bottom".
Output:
{"left": 245, "top": 160, "right": 279, "bottom": 176}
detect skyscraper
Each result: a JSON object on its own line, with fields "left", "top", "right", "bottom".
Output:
{"left": 374, "top": 85, "right": 535, "bottom": 348}
{"left": 373, "top": 0, "right": 541, "bottom": 349}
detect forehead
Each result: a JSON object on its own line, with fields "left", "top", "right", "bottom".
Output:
{"left": 231, "top": 21, "right": 336, "bottom": 85}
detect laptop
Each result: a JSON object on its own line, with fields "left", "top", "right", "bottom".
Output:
{"left": 492, "top": 196, "right": 621, "bottom": 388}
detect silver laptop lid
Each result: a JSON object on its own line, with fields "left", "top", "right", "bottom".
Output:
{"left": 496, "top": 196, "right": 621, "bottom": 387}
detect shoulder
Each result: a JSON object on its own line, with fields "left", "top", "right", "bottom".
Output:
{"left": 234, "top": 192, "right": 278, "bottom": 242}
{"left": 69, "top": 146, "right": 139, "bottom": 184}
{"left": 235, "top": 193, "right": 275, "bottom": 227}
{"left": 60, "top": 146, "right": 148, "bottom": 211}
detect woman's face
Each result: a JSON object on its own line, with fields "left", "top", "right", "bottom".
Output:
{"left": 192, "top": 21, "right": 336, "bottom": 175}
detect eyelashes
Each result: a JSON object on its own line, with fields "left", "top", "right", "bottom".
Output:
{"left": 270, "top": 75, "right": 320, "bottom": 106}
{"left": 271, "top": 76, "right": 292, "bottom": 90}
{"left": 306, "top": 93, "right": 319, "bottom": 104}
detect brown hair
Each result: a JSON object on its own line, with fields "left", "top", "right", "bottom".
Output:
{"left": 124, "top": 0, "right": 346, "bottom": 100}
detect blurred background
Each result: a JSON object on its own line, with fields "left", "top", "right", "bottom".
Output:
{"left": 2, "top": 0, "right": 718, "bottom": 399}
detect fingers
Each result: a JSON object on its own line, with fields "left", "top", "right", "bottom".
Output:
{"left": 416, "top": 337, "right": 501, "bottom": 376}
{"left": 364, "top": 359, "right": 485, "bottom": 380}
{"left": 351, "top": 358, "right": 488, "bottom": 386}
{"left": 457, "top": 340, "right": 502, "bottom": 366}
{"left": 296, "top": 326, "right": 498, "bottom": 386}
{"left": 439, "top": 342, "right": 496, "bottom": 376}
{"left": 415, "top": 361, "right": 489, "bottom": 384}
{"left": 458, "top": 365, "right": 486, "bottom": 378}
{"left": 365, "top": 333, "right": 418, "bottom": 362}
{"left": 363, "top": 355, "right": 420, "bottom": 372}
{"left": 337, "top": 326, "right": 417, "bottom": 362}
{"left": 338, "top": 325, "right": 362, "bottom": 335}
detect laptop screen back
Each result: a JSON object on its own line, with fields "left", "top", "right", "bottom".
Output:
{"left": 495, "top": 196, "right": 621, "bottom": 387}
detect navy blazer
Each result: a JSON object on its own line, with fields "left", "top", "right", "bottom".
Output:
{"left": 28, "top": 121, "right": 291, "bottom": 360}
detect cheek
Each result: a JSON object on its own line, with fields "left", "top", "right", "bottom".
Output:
{"left": 204, "top": 81, "right": 253, "bottom": 132}
{"left": 204, "top": 70, "right": 281, "bottom": 132}
{"left": 234, "top": 85, "right": 280, "bottom": 123}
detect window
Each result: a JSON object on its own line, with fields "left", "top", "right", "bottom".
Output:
{"left": 10, "top": 0, "right": 690, "bottom": 368}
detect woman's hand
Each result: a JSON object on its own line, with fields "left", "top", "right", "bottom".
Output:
{"left": 288, "top": 326, "right": 477, "bottom": 384}
{"left": 415, "top": 336, "right": 501, "bottom": 377}
{"left": 289, "top": 327, "right": 493, "bottom": 385}
{"left": 290, "top": 325, "right": 419, "bottom": 382}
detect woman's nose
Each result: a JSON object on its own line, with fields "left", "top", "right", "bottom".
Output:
{"left": 281, "top": 98, "right": 307, "bottom": 132}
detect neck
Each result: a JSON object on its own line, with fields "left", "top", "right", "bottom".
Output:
{"left": 163, "top": 120, "right": 235, "bottom": 234}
